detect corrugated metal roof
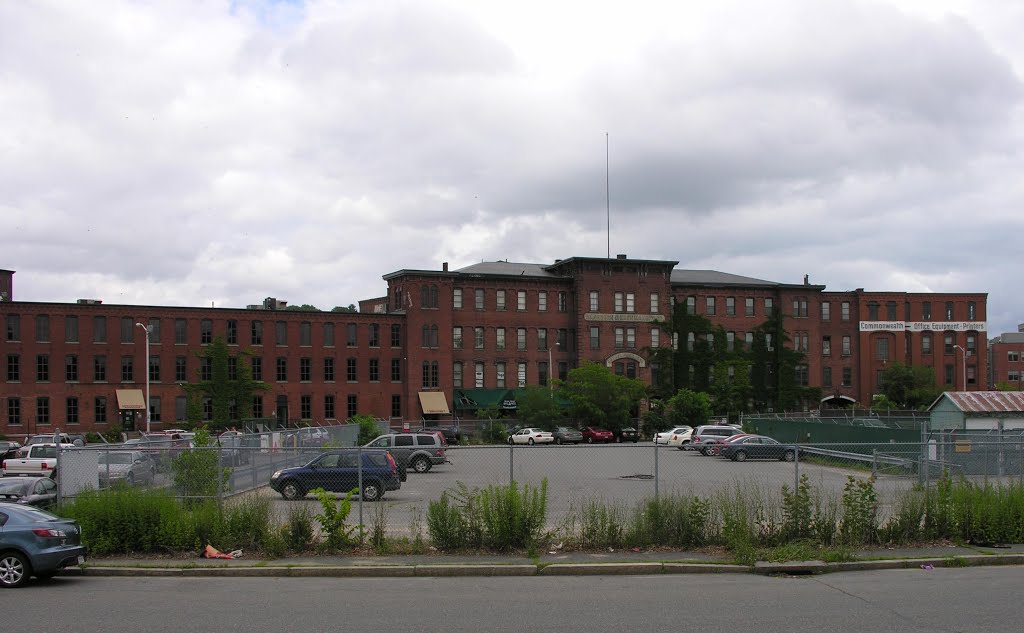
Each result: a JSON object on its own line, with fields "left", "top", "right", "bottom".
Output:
{"left": 940, "top": 391, "right": 1024, "bottom": 413}
{"left": 671, "top": 269, "right": 780, "bottom": 287}
{"left": 454, "top": 261, "right": 560, "bottom": 278}
{"left": 991, "top": 333, "right": 1024, "bottom": 344}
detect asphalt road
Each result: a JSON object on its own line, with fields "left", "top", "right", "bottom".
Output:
{"left": 255, "top": 443, "right": 917, "bottom": 535}
{"left": 8, "top": 567, "right": 1024, "bottom": 632}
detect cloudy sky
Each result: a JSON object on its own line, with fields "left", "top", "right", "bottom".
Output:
{"left": 3, "top": 0, "right": 1022, "bottom": 333}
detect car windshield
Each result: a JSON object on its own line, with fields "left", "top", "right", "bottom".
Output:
{"left": 98, "top": 453, "right": 134, "bottom": 465}
{"left": 0, "top": 479, "right": 31, "bottom": 494}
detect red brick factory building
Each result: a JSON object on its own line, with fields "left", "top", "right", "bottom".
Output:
{"left": 0, "top": 259, "right": 989, "bottom": 435}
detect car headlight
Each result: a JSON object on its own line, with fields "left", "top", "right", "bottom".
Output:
{"left": 271, "top": 470, "right": 282, "bottom": 479}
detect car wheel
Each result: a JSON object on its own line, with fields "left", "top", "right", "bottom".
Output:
{"left": 362, "top": 482, "right": 382, "bottom": 502}
{"left": 782, "top": 449, "right": 796, "bottom": 462}
{"left": 280, "top": 480, "right": 304, "bottom": 500}
{"left": 508, "top": 437, "right": 514, "bottom": 445}
{"left": 0, "top": 551, "right": 30, "bottom": 588}
{"left": 701, "top": 447, "right": 711, "bottom": 456}
{"left": 528, "top": 438, "right": 535, "bottom": 445}
{"left": 413, "top": 456, "right": 431, "bottom": 473}
{"left": 555, "top": 437, "right": 562, "bottom": 445}
{"left": 586, "top": 437, "right": 593, "bottom": 444}
{"left": 734, "top": 450, "right": 748, "bottom": 462}
{"left": 126, "top": 473, "right": 135, "bottom": 487}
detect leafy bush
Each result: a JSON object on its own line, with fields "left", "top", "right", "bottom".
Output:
{"left": 172, "top": 428, "right": 228, "bottom": 499}
{"left": 427, "top": 480, "right": 548, "bottom": 551}
{"left": 281, "top": 503, "right": 316, "bottom": 552}
{"left": 350, "top": 414, "right": 383, "bottom": 445}
{"left": 839, "top": 476, "right": 879, "bottom": 545}
{"left": 311, "top": 487, "right": 359, "bottom": 550}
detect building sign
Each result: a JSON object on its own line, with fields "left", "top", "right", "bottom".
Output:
{"left": 584, "top": 313, "right": 661, "bottom": 323}
{"left": 858, "top": 321, "right": 986, "bottom": 333}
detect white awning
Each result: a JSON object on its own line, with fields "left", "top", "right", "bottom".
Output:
{"left": 115, "top": 389, "right": 146, "bottom": 410}
{"left": 418, "top": 391, "right": 450, "bottom": 415}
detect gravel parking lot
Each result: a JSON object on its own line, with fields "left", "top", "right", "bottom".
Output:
{"left": 259, "top": 444, "right": 918, "bottom": 534}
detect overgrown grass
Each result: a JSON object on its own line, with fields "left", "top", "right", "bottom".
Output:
{"left": 427, "top": 479, "right": 549, "bottom": 551}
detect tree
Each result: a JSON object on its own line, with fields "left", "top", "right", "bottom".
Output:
{"left": 285, "top": 304, "right": 321, "bottom": 311}
{"left": 514, "top": 385, "right": 565, "bottom": 431}
{"left": 994, "top": 381, "right": 1021, "bottom": 392}
{"left": 331, "top": 305, "right": 357, "bottom": 313}
{"left": 182, "top": 337, "right": 269, "bottom": 430}
{"left": 559, "top": 362, "right": 646, "bottom": 431}
{"left": 877, "top": 362, "right": 941, "bottom": 410}
{"left": 662, "top": 388, "right": 712, "bottom": 430}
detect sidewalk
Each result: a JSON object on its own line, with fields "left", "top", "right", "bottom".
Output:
{"left": 70, "top": 544, "right": 1024, "bottom": 578}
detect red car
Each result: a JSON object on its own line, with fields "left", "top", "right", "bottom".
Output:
{"left": 581, "top": 427, "right": 614, "bottom": 443}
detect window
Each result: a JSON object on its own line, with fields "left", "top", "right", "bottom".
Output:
{"left": 517, "top": 328, "right": 527, "bottom": 351}
{"left": 726, "top": 331, "right": 735, "bottom": 352}
{"left": 823, "top": 366, "right": 832, "bottom": 387}
{"left": 201, "top": 319, "right": 212, "bottom": 344}
{"left": 474, "top": 362, "right": 484, "bottom": 388}
{"left": 590, "top": 291, "right": 599, "bottom": 312}
{"left": 627, "top": 327, "right": 636, "bottom": 348}
{"left": 275, "top": 321, "right": 287, "bottom": 345}
{"left": 324, "top": 357, "right": 335, "bottom": 382}
{"left": 944, "top": 364, "right": 954, "bottom": 385}
{"left": 687, "top": 332, "right": 695, "bottom": 351}
{"left": 944, "top": 333, "right": 954, "bottom": 355}
{"left": 517, "top": 362, "right": 527, "bottom": 387}
{"left": 867, "top": 302, "right": 879, "bottom": 320}
{"left": 37, "top": 397, "right": 50, "bottom": 425}
{"left": 764, "top": 298, "right": 773, "bottom": 316}
{"left": 496, "top": 328, "right": 506, "bottom": 351}
{"left": 149, "top": 396, "right": 161, "bottom": 422}
{"left": 821, "top": 301, "right": 831, "bottom": 321}
{"left": 905, "top": 302, "right": 911, "bottom": 321}
{"left": 795, "top": 365, "right": 809, "bottom": 386}
{"left": 539, "top": 361, "right": 549, "bottom": 387}
{"left": 967, "top": 365, "right": 976, "bottom": 386}
{"left": 614, "top": 292, "right": 624, "bottom": 313}
{"left": 300, "top": 322, "right": 311, "bottom": 346}
{"left": 496, "top": 290, "right": 506, "bottom": 311}
{"left": 537, "top": 328, "right": 548, "bottom": 351}
{"left": 6, "top": 354, "right": 18, "bottom": 382}
{"left": 95, "top": 397, "right": 107, "bottom": 424}
{"left": 391, "top": 395, "right": 401, "bottom": 418}
{"left": 558, "top": 292, "right": 568, "bottom": 312}
{"left": 822, "top": 336, "right": 831, "bottom": 356}
{"left": 421, "top": 361, "right": 439, "bottom": 388}
{"left": 421, "top": 285, "right": 439, "bottom": 309}
{"left": 175, "top": 356, "right": 187, "bottom": 382}
{"left": 945, "top": 302, "right": 954, "bottom": 320}
{"left": 842, "top": 336, "right": 851, "bottom": 356}
{"left": 201, "top": 357, "right": 212, "bottom": 381}
{"left": 453, "top": 361, "right": 463, "bottom": 387}
{"left": 390, "top": 324, "right": 400, "bottom": 347}
{"left": 453, "top": 326, "right": 463, "bottom": 349}
{"left": 92, "top": 316, "right": 106, "bottom": 342}
{"left": 37, "top": 315, "right": 51, "bottom": 343}
{"left": 705, "top": 296, "right": 716, "bottom": 315}
{"left": 793, "top": 298, "right": 808, "bottom": 317}
{"left": 369, "top": 358, "right": 380, "bottom": 382}
{"left": 250, "top": 357, "right": 261, "bottom": 381}
{"left": 968, "top": 301, "right": 976, "bottom": 321}
{"left": 226, "top": 319, "right": 238, "bottom": 344}
{"left": 650, "top": 293, "right": 659, "bottom": 313}
{"left": 149, "top": 355, "right": 160, "bottom": 382}
{"left": 651, "top": 327, "right": 660, "bottom": 348}
{"left": 325, "top": 395, "right": 335, "bottom": 420}
{"left": 1009, "top": 371, "right": 1020, "bottom": 382}
{"left": 487, "top": 361, "right": 502, "bottom": 389}
{"left": 966, "top": 334, "right": 977, "bottom": 355}
{"left": 421, "top": 324, "right": 438, "bottom": 348}
{"left": 841, "top": 302, "right": 851, "bottom": 321}
{"left": 922, "top": 334, "right": 932, "bottom": 354}
{"left": 300, "top": 357, "right": 311, "bottom": 382}
{"left": 876, "top": 337, "right": 889, "bottom": 361}
{"left": 453, "top": 288, "right": 463, "bottom": 309}
{"left": 842, "top": 367, "right": 852, "bottom": 386}
{"left": 557, "top": 328, "right": 568, "bottom": 351}
{"left": 391, "top": 358, "right": 401, "bottom": 381}
{"left": 590, "top": 326, "right": 600, "bottom": 350}
{"left": 94, "top": 356, "right": 107, "bottom": 382}
{"left": 745, "top": 297, "right": 755, "bottom": 317}
{"left": 276, "top": 357, "right": 287, "bottom": 381}
{"left": 6, "top": 314, "right": 20, "bottom": 341}
{"left": 7, "top": 397, "right": 20, "bottom": 426}
{"left": 517, "top": 290, "right": 527, "bottom": 311}
{"left": 121, "top": 356, "right": 133, "bottom": 382}
{"left": 347, "top": 323, "right": 358, "bottom": 346}
{"left": 922, "top": 302, "right": 932, "bottom": 321}
{"left": 65, "top": 316, "right": 79, "bottom": 343}
{"left": 475, "top": 288, "right": 485, "bottom": 310}
{"left": 37, "top": 354, "right": 50, "bottom": 382}
{"left": 1009, "top": 352, "right": 1020, "bottom": 363}
{"left": 726, "top": 297, "right": 735, "bottom": 316}
{"left": 745, "top": 332, "right": 753, "bottom": 349}
{"left": 686, "top": 296, "right": 696, "bottom": 315}
{"left": 475, "top": 327, "right": 485, "bottom": 350}
{"left": 347, "top": 358, "right": 357, "bottom": 382}
{"left": 538, "top": 291, "right": 547, "bottom": 312}
{"left": 250, "top": 320, "right": 262, "bottom": 345}
{"left": 614, "top": 327, "right": 624, "bottom": 349}
{"left": 369, "top": 324, "right": 380, "bottom": 347}
{"left": 886, "top": 302, "right": 897, "bottom": 321}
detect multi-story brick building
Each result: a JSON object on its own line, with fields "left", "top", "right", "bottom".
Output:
{"left": 988, "top": 325, "right": 1024, "bottom": 390}
{"left": 0, "top": 259, "right": 989, "bottom": 435}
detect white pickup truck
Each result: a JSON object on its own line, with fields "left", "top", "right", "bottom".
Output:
{"left": 1, "top": 443, "right": 74, "bottom": 477}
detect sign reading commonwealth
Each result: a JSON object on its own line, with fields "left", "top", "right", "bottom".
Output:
{"left": 858, "top": 321, "right": 986, "bottom": 333}
{"left": 584, "top": 313, "right": 662, "bottom": 323}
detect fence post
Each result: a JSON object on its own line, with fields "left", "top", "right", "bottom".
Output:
{"left": 105, "top": 446, "right": 111, "bottom": 492}
{"left": 654, "top": 440, "right": 659, "bottom": 501}
{"left": 793, "top": 439, "right": 799, "bottom": 493}
{"left": 217, "top": 445, "right": 223, "bottom": 514}
{"left": 872, "top": 449, "right": 878, "bottom": 478}
{"left": 357, "top": 445, "right": 364, "bottom": 545}
{"left": 55, "top": 443, "right": 63, "bottom": 508}
{"left": 509, "top": 443, "right": 514, "bottom": 484}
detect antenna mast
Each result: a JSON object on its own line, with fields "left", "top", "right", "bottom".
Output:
{"left": 606, "top": 132, "right": 610, "bottom": 259}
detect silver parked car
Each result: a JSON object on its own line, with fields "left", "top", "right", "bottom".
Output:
{"left": 552, "top": 427, "right": 583, "bottom": 444}
{"left": 98, "top": 451, "right": 156, "bottom": 487}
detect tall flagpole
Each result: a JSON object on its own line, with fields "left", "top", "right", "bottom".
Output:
{"left": 606, "top": 132, "right": 610, "bottom": 259}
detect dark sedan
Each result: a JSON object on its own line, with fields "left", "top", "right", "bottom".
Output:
{"left": 0, "top": 441, "right": 22, "bottom": 461}
{"left": 717, "top": 435, "right": 797, "bottom": 462}
{"left": 0, "top": 502, "right": 86, "bottom": 587}
{"left": 552, "top": 427, "right": 583, "bottom": 445}
{"left": 614, "top": 427, "right": 639, "bottom": 443}
{"left": 0, "top": 477, "right": 58, "bottom": 510}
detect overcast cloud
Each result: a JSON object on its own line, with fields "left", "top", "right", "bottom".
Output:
{"left": 2, "top": 0, "right": 1022, "bottom": 334}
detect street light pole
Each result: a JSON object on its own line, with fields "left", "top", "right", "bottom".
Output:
{"left": 547, "top": 341, "right": 560, "bottom": 395}
{"left": 136, "top": 322, "right": 152, "bottom": 433}
{"left": 954, "top": 344, "right": 967, "bottom": 392}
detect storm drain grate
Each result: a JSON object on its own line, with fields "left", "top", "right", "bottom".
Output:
{"left": 619, "top": 474, "right": 655, "bottom": 480}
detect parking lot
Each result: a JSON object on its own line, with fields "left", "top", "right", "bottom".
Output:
{"left": 260, "top": 443, "right": 917, "bottom": 534}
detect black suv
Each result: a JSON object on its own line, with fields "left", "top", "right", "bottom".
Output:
{"left": 270, "top": 449, "right": 402, "bottom": 501}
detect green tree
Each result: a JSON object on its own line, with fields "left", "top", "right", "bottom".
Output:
{"left": 748, "top": 310, "right": 819, "bottom": 412}
{"left": 182, "top": 337, "right": 268, "bottom": 430}
{"left": 331, "top": 305, "right": 357, "bottom": 313}
{"left": 994, "top": 381, "right": 1021, "bottom": 392}
{"left": 514, "top": 385, "right": 564, "bottom": 431}
{"left": 663, "top": 388, "right": 712, "bottom": 429}
{"left": 560, "top": 362, "right": 646, "bottom": 431}
{"left": 285, "top": 304, "right": 321, "bottom": 311}
{"left": 350, "top": 413, "right": 382, "bottom": 445}
{"left": 877, "top": 362, "right": 941, "bottom": 410}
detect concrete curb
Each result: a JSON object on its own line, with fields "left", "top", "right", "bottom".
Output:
{"left": 70, "top": 555, "right": 1024, "bottom": 578}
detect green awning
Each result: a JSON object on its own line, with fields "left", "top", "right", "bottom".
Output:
{"left": 454, "top": 389, "right": 518, "bottom": 411}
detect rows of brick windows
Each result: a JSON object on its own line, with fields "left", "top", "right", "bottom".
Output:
{"left": 452, "top": 360, "right": 571, "bottom": 389}
{"left": 862, "top": 301, "right": 979, "bottom": 322}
